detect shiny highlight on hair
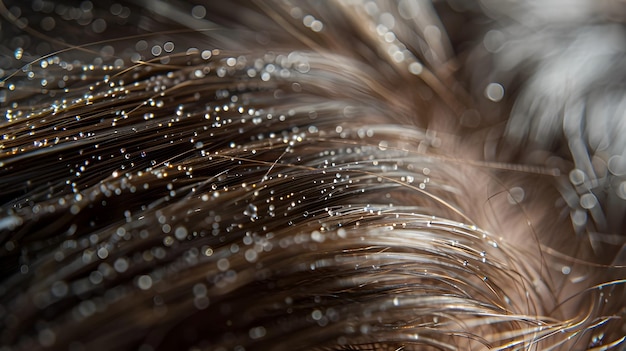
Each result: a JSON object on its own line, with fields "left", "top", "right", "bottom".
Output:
{"left": 0, "top": 1, "right": 624, "bottom": 350}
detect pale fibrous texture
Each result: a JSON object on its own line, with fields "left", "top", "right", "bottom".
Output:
{"left": 0, "top": 1, "right": 624, "bottom": 350}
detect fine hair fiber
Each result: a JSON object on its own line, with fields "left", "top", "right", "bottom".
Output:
{"left": 0, "top": 1, "right": 625, "bottom": 350}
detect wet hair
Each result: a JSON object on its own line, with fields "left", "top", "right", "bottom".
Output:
{"left": 0, "top": 1, "right": 624, "bottom": 350}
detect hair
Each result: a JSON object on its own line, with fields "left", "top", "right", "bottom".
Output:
{"left": 0, "top": 1, "right": 624, "bottom": 350}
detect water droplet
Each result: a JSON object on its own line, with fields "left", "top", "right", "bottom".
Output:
{"left": 245, "top": 249, "right": 258, "bottom": 262}
{"left": 249, "top": 326, "right": 267, "bottom": 339}
{"left": 92, "top": 18, "right": 107, "bottom": 33}
{"left": 151, "top": 45, "right": 162, "bottom": 56}
{"left": 114, "top": 257, "right": 129, "bottom": 273}
{"left": 408, "top": 61, "right": 423, "bottom": 75}
{"left": 484, "top": 82, "right": 504, "bottom": 102}
{"left": 193, "top": 283, "right": 207, "bottom": 297}
{"left": 51, "top": 281, "right": 68, "bottom": 297}
{"left": 572, "top": 209, "right": 587, "bottom": 227}
{"left": 360, "top": 324, "right": 370, "bottom": 334}
{"left": 337, "top": 228, "right": 347, "bottom": 238}
{"left": 580, "top": 193, "right": 597, "bottom": 209}
{"left": 175, "top": 226, "right": 188, "bottom": 240}
{"left": 310, "top": 20, "right": 323, "bottom": 32}
{"left": 163, "top": 42, "right": 174, "bottom": 52}
{"left": 608, "top": 155, "right": 626, "bottom": 176}
{"left": 217, "top": 258, "right": 230, "bottom": 271}
{"left": 97, "top": 247, "right": 109, "bottom": 259}
{"left": 483, "top": 30, "right": 505, "bottom": 53}
{"left": 14, "top": 48, "right": 23, "bottom": 60}
{"left": 194, "top": 296, "right": 209, "bottom": 310}
{"left": 569, "top": 168, "right": 585, "bottom": 186}
{"left": 38, "top": 329, "right": 56, "bottom": 347}
{"left": 137, "top": 275, "right": 153, "bottom": 290}
{"left": 311, "top": 230, "right": 325, "bottom": 242}
{"left": 244, "top": 203, "right": 258, "bottom": 220}
{"left": 311, "top": 309, "right": 323, "bottom": 320}
{"left": 191, "top": 5, "right": 206, "bottom": 19}
{"left": 507, "top": 186, "right": 525, "bottom": 204}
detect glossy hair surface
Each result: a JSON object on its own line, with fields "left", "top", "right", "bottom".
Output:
{"left": 0, "top": 1, "right": 624, "bottom": 350}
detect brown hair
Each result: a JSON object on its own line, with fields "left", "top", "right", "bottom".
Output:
{"left": 0, "top": 1, "right": 624, "bottom": 350}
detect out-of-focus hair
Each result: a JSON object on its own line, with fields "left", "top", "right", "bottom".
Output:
{"left": 0, "top": 1, "right": 624, "bottom": 350}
